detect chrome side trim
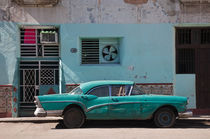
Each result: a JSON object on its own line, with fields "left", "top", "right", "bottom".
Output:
{"left": 46, "top": 110, "right": 63, "bottom": 116}
{"left": 128, "top": 86, "right": 133, "bottom": 96}
{"left": 41, "top": 100, "right": 142, "bottom": 113}
{"left": 179, "top": 110, "right": 193, "bottom": 118}
{"left": 87, "top": 103, "right": 110, "bottom": 112}
{"left": 87, "top": 102, "right": 141, "bottom": 112}
{"left": 109, "top": 102, "right": 141, "bottom": 105}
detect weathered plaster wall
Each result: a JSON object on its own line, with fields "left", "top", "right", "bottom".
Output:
{"left": 0, "top": 86, "right": 13, "bottom": 118}
{"left": 0, "top": 22, "right": 19, "bottom": 85}
{"left": 1, "top": 0, "right": 210, "bottom": 24}
{"left": 0, "top": 22, "right": 19, "bottom": 117}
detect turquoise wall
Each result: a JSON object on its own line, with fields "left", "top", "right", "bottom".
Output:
{"left": 175, "top": 74, "right": 196, "bottom": 109}
{"left": 0, "top": 22, "right": 19, "bottom": 85}
{"left": 0, "top": 22, "right": 19, "bottom": 117}
{"left": 0, "top": 22, "right": 197, "bottom": 112}
{"left": 60, "top": 24, "right": 175, "bottom": 87}
{"left": 0, "top": 23, "right": 176, "bottom": 86}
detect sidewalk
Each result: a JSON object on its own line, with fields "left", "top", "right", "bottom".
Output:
{"left": 0, "top": 117, "right": 62, "bottom": 123}
{"left": 0, "top": 116, "right": 210, "bottom": 123}
{"left": 183, "top": 115, "right": 210, "bottom": 120}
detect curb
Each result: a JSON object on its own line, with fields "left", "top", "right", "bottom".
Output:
{"left": 1, "top": 116, "right": 210, "bottom": 123}
{"left": 0, "top": 117, "right": 62, "bottom": 123}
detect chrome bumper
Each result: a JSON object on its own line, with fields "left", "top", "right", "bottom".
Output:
{"left": 34, "top": 96, "right": 47, "bottom": 117}
{"left": 179, "top": 110, "right": 193, "bottom": 118}
{"left": 34, "top": 108, "right": 47, "bottom": 117}
{"left": 34, "top": 107, "right": 63, "bottom": 117}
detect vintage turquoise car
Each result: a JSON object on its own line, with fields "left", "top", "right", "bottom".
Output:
{"left": 34, "top": 80, "right": 192, "bottom": 128}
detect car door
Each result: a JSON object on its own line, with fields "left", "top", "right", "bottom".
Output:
{"left": 109, "top": 85, "right": 142, "bottom": 119}
{"left": 81, "top": 85, "right": 110, "bottom": 120}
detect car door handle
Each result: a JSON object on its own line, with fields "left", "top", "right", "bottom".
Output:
{"left": 111, "top": 98, "right": 119, "bottom": 102}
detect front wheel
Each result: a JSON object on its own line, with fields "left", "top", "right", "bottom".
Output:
{"left": 63, "top": 107, "right": 85, "bottom": 128}
{"left": 154, "top": 108, "right": 176, "bottom": 128}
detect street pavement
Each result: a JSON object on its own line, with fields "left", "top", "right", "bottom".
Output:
{"left": 0, "top": 116, "right": 210, "bottom": 139}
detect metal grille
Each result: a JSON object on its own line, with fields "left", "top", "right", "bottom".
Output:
{"left": 81, "top": 39, "right": 99, "bottom": 64}
{"left": 40, "top": 61, "right": 59, "bottom": 69}
{"left": 23, "top": 69, "right": 36, "bottom": 102}
{"left": 201, "top": 29, "right": 210, "bottom": 44}
{"left": 24, "top": 70, "right": 36, "bottom": 85}
{"left": 20, "top": 28, "right": 36, "bottom": 44}
{"left": 40, "top": 61, "right": 59, "bottom": 85}
{"left": 21, "top": 45, "right": 37, "bottom": 57}
{"left": 20, "top": 28, "right": 59, "bottom": 58}
{"left": 20, "top": 61, "right": 59, "bottom": 103}
{"left": 20, "top": 61, "right": 39, "bottom": 69}
{"left": 24, "top": 86, "right": 36, "bottom": 103}
{"left": 40, "top": 69, "right": 55, "bottom": 85}
{"left": 43, "top": 45, "right": 59, "bottom": 57}
{"left": 177, "top": 29, "right": 191, "bottom": 45}
{"left": 176, "top": 49, "right": 195, "bottom": 74}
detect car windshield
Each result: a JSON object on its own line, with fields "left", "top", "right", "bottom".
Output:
{"left": 69, "top": 86, "right": 83, "bottom": 95}
{"left": 131, "top": 84, "right": 145, "bottom": 95}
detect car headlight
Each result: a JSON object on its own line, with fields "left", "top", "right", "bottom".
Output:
{"left": 187, "top": 97, "right": 190, "bottom": 104}
{"left": 34, "top": 96, "right": 43, "bottom": 108}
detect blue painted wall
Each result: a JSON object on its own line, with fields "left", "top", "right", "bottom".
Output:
{"left": 0, "top": 23, "right": 176, "bottom": 86}
{"left": 0, "top": 22, "right": 197, "bottom": 111}
{"left": 0, "top": 22, "right": 19, "bottom": 85}
{"left": 60, "top": 24, "right": 175, "bottom": 87}
{"left": 175, "top": 74, "right": 196, "bottom": 109}
{"left": 0, "top": 22, "right": 19, "bottom": 117}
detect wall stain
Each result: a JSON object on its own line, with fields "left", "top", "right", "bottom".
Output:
{"left": 89, "top": 13, "right": 95, "bottom": 23}
{"left": 87, "top": 8, "right": 93, "bottom": 12}
{"left": 124, "top": 0, "right": 148, "bottom": 5}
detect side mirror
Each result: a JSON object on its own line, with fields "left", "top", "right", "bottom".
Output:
{"left": 81, "top": 95, "right": 88, "bottom": 99}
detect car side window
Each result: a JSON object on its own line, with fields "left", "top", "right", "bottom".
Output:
{"left": 89, "top": 86, "right": 109, "bottom": 97}
{"left": 111, "top": 85, "right": 131, "bottom": 96}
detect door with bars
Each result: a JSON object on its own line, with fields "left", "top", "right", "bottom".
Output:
{"left": 176, "top": 27, "right": 210, "bottom": 109}
{"left": 19, "top": 61, "right": 59, "bottom": 116}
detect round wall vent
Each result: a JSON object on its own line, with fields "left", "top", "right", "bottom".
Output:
{"left": 102, "top": 45, "right": 118, "bottom": 61}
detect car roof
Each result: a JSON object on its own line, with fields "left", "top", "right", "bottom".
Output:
{"left": 80, "top": 80, "right": 134, "bottom": 93}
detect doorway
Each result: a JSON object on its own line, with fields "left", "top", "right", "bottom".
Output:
{"left": 19, "top": 61, "right": 59, "bottom": 116}
{"left": 176, "top": 27, "right": 210, "bottom": 109}
{"left": 19, "top": 26, "right": 60, "bottom": 116}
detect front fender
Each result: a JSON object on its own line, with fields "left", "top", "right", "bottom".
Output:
{"left": 40, "top": 100, "right": 86, "bottom": 111}
{"left": 38, "top": 94, "right": 86, "bottom": 111}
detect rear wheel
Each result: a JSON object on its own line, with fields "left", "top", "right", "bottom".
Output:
{"left": 63, "top": 107, "right": 85, "bottom": 128}
{"left": 154, "top": 108, "right": 176, "bottom": 128}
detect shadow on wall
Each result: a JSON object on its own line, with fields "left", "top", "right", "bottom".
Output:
{"left": 0, "top": 53, "right": 9, "bottom": 84}
{"left": 61, "top": 66, "right": 67, "bottom": 93}
{"left": 0, "top": 22, "right": 18, "bottom": 85}
{"left": 12, "top": 59, "right": 19, "bottom": 117}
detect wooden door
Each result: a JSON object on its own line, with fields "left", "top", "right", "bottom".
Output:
{"left": 196, "top": 48, "right": 210, "bottom": 108}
